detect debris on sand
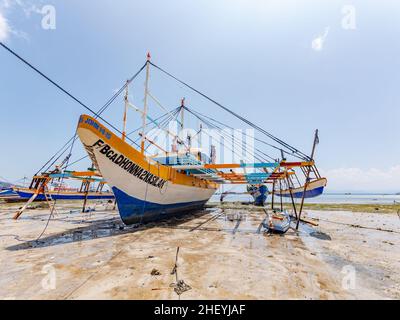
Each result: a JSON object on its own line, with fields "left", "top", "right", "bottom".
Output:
{"left": 151, "top": 268, "right": 161, "bottom": 276}
{"left": 383, "top": 241, "right": 394, "bottom": 246}
{"left": 170, "top": 280, "right": 192, "bottom": 295}
{"left": 226, "top": 212, "right": 243, "bottom": 222}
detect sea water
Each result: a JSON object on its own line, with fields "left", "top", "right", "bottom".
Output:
{"left": 210, "top": 193, "right": 400, "bottom": 205}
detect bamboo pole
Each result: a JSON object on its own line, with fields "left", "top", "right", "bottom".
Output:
{"left": 286, "top": 175, "right": 298, "bottom": 220}
{"left": 271, "top": 180, "right": 276, "bottom": 210}
{"left": 82, "top": 181, "right": 90, "bottom": 213}
{"left": 279, "top": 177, "right": 283, "bottom": 211}
{"left": 296, "top": 129, "right": 319, "bottom": 230}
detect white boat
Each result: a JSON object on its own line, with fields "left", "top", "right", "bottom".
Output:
{"left": 263, "top": 210, "right": 291, "bottom": 234}
{"left": 77, "top": 114, "right": 218, "bottom": 225}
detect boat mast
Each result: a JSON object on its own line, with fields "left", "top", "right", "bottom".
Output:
{"left": 122, "top": 80, "right": 129, "bottom": 141}
{"left": 180, "top": 97, "right": 185, "bottom": 132}
{"left": 141, "top": 53, "right": 151, "bottom": 154}
{"left": 179, "top": 98, "right": 185, "bottom": 152}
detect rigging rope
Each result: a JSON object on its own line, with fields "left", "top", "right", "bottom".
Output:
{"left": 36, "top": 131, "right": 78, "bottom": 242}
{"left": 184, "top": 106, "right": 305, "bottom": 161}
{"left": 38, "top": 63, "right": 147, "bottom": 174}
{"left": 149, "top": 61, "right": 310, "bottom": 161}
{"left": 65, "top": 107, "right": 180, "bottom": 168}
{"left": 0, "top": 42, "right": 146, "bottom": 174}
{"left": 184, "top": 106, "right": 276, "bottom": 163}
{"left": 0, "top": 40, "right": 311, "bottom": 174}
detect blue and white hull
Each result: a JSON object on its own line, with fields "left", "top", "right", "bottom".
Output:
{"left": 275, "top": 178, "right": 327, "bottom": 199}
{"left": 77, "top": 115, "right": 217, "bottom": 225}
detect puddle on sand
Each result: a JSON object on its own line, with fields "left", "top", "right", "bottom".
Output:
{"left": 6, "top": 209, "right": 215, "bottom": 251}
{"left": 309, "top": 231, "right": 332, "bottom": 241}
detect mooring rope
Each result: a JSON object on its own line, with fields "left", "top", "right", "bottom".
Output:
{"left": 35, "top": 130, "right": 79, "bottom": 242}
{"left": 0, "top": 42, "right": 147, "bottom": 174}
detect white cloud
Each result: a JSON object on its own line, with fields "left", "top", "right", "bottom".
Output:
{"left": 0, "top": 0, "right": 43, "bottom": 41}
{"left": 320, "top": 165, "right": 400, "bottom": 193}
{"left": 1, "top": 0, "right": 41, "bottom": 15}
{"left": 312, "top": 27, "right": 329, "bottom": 51}
{"left": 0, "top": 11, "right": 9, "bottom": 41}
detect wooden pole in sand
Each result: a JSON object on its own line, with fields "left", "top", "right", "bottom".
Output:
{"left": 82, "top": 180, "right": 90, "bottom": 213}
{"left": 286, "top": 174, "right": 298, "bottom": 220}
{"left": 296, "top": 129, "right": 319, "bottom": 230}
{"left": 271, "top": 180, "right": 276, "bottom": 210}
{"left": 279, "top": 177, "right": 283, "bottom": 211}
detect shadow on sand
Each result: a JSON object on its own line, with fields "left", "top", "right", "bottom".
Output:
{"left": 6, "top": 210, "right": 213, "bottom": 251}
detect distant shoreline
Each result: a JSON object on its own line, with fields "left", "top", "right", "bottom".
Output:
{"left": 208, "top": 202, "right": 400, "bottom": 214}
{"left": 324, "top": 192, "right": 400, "bottom": 196}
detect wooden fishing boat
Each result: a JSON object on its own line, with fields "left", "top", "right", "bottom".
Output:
{"left": 77, "top": 114, "right": 218, "bottom": 225}
{"left": 2, "top": 48, "right": 328, "bottom": 230}
{"left": 75, "top": 55, "right": 329, "bottom": 226}
{"left": 12, "top": 168, "right": 115, "bottom": 220}
{"left": 275, "top": 177, "right": 327, "bottom": 199}
{"left": 12, "top": 170, "right": 114, "bottom": 201}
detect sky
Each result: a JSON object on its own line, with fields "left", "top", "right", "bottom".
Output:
{"left": 0, "top": 0, "right": 399, "bottom": 192}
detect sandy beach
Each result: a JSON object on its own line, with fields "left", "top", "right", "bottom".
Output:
{"left": 0, "top": 201, "right": 399, "bottom": 300}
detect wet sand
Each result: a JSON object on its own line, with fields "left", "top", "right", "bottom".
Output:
{"left": 0, "top": 201, "right": 399, "bottom": 300}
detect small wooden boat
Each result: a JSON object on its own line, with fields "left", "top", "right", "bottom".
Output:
{"left": 13, "top": 172, "right": 114, "bottom": 201}
{"left": 13, "top": 170, "right": 115, "bottom": 220}
{"left": 275, "top": 178, "right": 327, "bottom": 199}
{"left": 263, "top": 210, "right": 291, "bottom": 234}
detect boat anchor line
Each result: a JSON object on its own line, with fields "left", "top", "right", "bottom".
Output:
{"left": 89, "top": 139, "right": 167, "bottom": 189}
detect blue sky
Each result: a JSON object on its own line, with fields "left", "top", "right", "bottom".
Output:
{"left": 0, "top": 0, "right": 399, "bottom": 192}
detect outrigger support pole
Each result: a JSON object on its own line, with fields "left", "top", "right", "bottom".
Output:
{"left": 279, "top": 178, "right": 283, "bottom": 211}
{"left": 180, "top": 98, "right": 185, "bottom": 132}
{"left": 81, "top": 180, "right": 91, "bottom": 213}
{"left": 14, "top": 191, "right": 41, "bottom": 220}
{"left": 13, "top": 177, "right": 52, "bottom": 220}
{"left": 296, "top": 129, "right": 319, "bottom": 230}
{"left": 286, "top": 174, "right": 298, "bottom": 221}
{"left": 271, "top": 180, "right": 276, "bottom": 210}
